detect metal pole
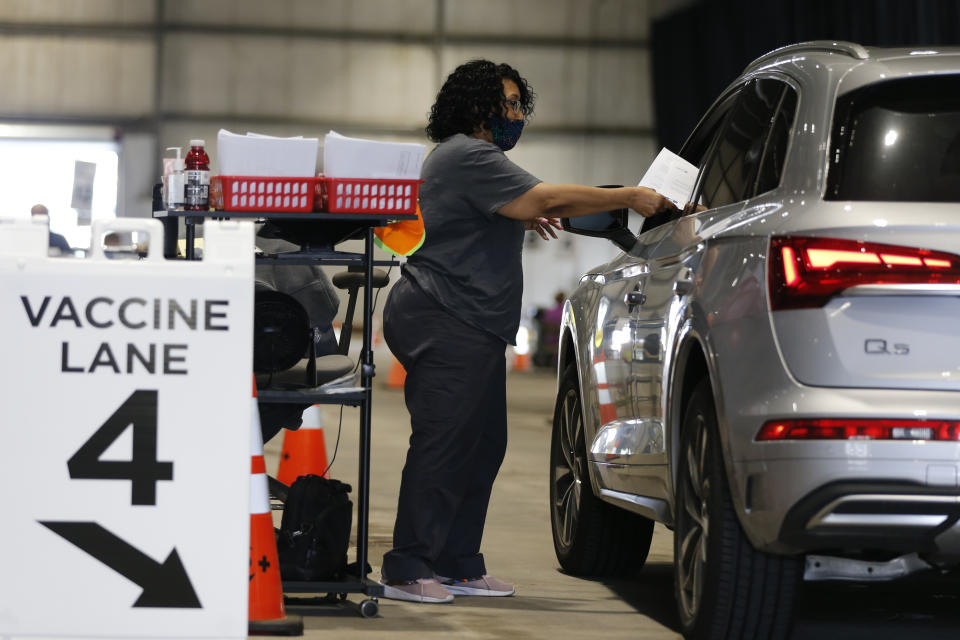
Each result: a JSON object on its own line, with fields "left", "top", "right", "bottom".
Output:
{"left": 184, "top": 218, "right": 196, "bottom": 260}
{"left": 356, "top": 226, "right": 376, "bottom": 580}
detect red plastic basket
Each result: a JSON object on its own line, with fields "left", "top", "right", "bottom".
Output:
{"left": 316, "top": 177, "right": 421, "bottom": 214}
{"left": 210, "top": 175, "right": 320, "bottom": 212}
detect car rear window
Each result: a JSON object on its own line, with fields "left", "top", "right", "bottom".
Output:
{"left": 826, "top": 75, "right": 960, "bottom": 202}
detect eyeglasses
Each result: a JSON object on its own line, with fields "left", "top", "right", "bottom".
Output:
{"left": 503, "top": 99, "right": 527, "bottom": 116}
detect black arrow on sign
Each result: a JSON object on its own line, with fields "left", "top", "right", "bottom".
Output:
{"left": 39, "top": 521, "right": 201, "bottom": 608}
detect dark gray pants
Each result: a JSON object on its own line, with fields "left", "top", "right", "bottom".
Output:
{"left": 381, "top": 276, "right": 507, "bottom": 581}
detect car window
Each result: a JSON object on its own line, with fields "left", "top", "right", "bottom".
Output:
{"left": 634, "top": 86, "right": 739, "bottom": 239}
{"left": 826, "top": 75, "right": 960, "bottom": 202}
{"left": 696, "top": 79, "right": 786, "bottom": 209}
{"left": 753, "top": 84, "right": 797, "bottom": 196}
{"left": 679, "top": 89, "right": 740, "bottom": 168}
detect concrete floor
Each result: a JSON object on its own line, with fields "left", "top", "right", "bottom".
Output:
{"left": 262, "top": 367, "right": 960, "bottom": 640}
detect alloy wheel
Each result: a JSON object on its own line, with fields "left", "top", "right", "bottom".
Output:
{"left": 676, "top": 413, "right": 711, "bottom": 622}
{"left": 553, "top": 387, "right": 584, "bottom": 549}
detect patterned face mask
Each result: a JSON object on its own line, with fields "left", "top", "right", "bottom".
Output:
{"left": 488, "top": 115, "right": 525, "bottom": 151}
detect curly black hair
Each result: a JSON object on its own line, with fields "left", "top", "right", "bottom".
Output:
{"left": 425, "top": 59, "right": 535, "bottom": 142}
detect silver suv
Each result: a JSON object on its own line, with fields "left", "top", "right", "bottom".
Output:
{"left": 551, "top": 41, "right": 960, "bottom": 640}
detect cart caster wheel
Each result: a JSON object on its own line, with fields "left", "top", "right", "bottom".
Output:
{"left": 360, "top": 598, "right": 379, "bottom": 618}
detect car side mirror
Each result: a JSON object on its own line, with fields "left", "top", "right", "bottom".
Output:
{"left": 561, "top": 185, "right": 635, "bottom": 252}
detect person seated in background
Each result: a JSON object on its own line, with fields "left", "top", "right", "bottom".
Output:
{"left": 30, "top": 204, "right": 71, "bottom": 255}
{"left": 533, "top": 291, "right": 565, "bottom": 369}
{"left": 101, "top": 232, "right": 144, "bottom": 259}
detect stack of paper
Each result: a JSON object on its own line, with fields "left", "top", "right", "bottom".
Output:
{"left": 638, "top": 148, "right": 699, "bottom": 207}
{"left": 217, "top": 129, "right": 319, "bottom": 177}
{"left": 323, "top": 131, "right": 425, "bottom": 180}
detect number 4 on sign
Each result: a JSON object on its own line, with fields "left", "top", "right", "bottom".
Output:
{"left": 68, "top": 389, "right": 173, "bottom": 505}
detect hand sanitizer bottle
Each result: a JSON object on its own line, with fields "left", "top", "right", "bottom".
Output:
{"left": 165, "top": 147, "right": 185, "bottom": 209}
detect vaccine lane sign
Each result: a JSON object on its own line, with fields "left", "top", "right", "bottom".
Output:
{"left": 0, "top": 218, "right": 254, "bottom": 639}
{"left": 21, "top": 294, "right": 231, "bottom": 375}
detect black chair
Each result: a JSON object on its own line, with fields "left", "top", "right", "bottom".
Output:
{"left": 253, "top": 267, "right": 390, "bottom": 391}
{"left": 254, "top": 266, "right": 390, "bottom": 504}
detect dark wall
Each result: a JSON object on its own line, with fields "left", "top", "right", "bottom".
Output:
{"left": 651, "top": 0, "right": 960, "bottom": 151}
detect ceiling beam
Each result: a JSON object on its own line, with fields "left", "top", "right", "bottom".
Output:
{"left": 0, "top": 21, "right": 648, "bottom": 49}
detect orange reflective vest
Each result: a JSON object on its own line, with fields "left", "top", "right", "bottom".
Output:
{"left": 374, "top": 203, "right": 425, "bottom": 257}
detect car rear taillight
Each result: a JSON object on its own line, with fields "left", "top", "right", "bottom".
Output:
{"left": 769, "top": 236, "right": 960, "bottom": 310}
{"left": 757, "top": 418, "right": 960, "bottom": 442}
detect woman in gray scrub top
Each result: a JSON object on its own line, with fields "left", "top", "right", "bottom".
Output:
{"left": 379, "top": 59, "right": 676, "bottom": 604}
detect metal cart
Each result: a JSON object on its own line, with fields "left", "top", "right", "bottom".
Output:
{"left": 155, "top": 209, "right": 415, "bottom": 618}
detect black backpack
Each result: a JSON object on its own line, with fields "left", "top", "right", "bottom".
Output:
{"left": 277, "top": 475, "right": 353, "bottom": 581}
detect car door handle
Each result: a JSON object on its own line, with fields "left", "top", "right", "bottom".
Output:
{"left": 625, "top": 291, "right": 646, "bottom": 307}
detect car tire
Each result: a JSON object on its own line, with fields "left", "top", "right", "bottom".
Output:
{"left": 674, "top": 378, "right": 801, "bottom": 640}
{"left": 550, "top": 364, "right": 654, "bottom": 576}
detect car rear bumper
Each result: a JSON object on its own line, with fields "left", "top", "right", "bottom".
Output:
{"left": 717, "top": 373, "right": 960, "bottom": 561}
{"left": 736, "top": 457, "right": 960, "bottom": 563}
{"left": 779, "top": 481, "right": 960, "bottom": 557}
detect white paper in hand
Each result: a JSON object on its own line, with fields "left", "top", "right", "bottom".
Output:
{"left": 638, "top": 148, "right": 699, "bottom": 208}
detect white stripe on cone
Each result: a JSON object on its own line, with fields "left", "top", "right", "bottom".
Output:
{"left": 594, "top": 361, "right": 608, "bottom": 385}
{"left": 250, "top": 472, "right": 270, "bottom": 516}
{"left": 300, "top": 404, "right": 323, "bottom": 430}
{"left": 250, "top": 396, "right": 270, "bottom": 515}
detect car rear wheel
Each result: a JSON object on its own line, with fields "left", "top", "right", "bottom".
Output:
{"left": 674, "top": 379, "right": 801, "bottom": 640}
{"left": 550, "top": 363, "right": 654, "bottom": 576}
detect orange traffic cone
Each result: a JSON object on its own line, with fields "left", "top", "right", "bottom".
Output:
{"left": 249, "top": 379, "right": 303, "bottom": 637}
{"left": 386, "top": 358, "right": 406, "bottom": 388}
{"left": 276, "top": 405, "right": 329, "bottom": 485}
{"left": 593, "top": 350, "right": 617, "bottom": 426}
{"left": 512, "top": 350, "right": 531, "bottom": 372}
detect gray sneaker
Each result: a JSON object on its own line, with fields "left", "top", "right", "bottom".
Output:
{"left": 439, "top": 575, "right": 515, "bottom": 597}
{"left": 380, "top": 578, "right": 454, "bottom": 603}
